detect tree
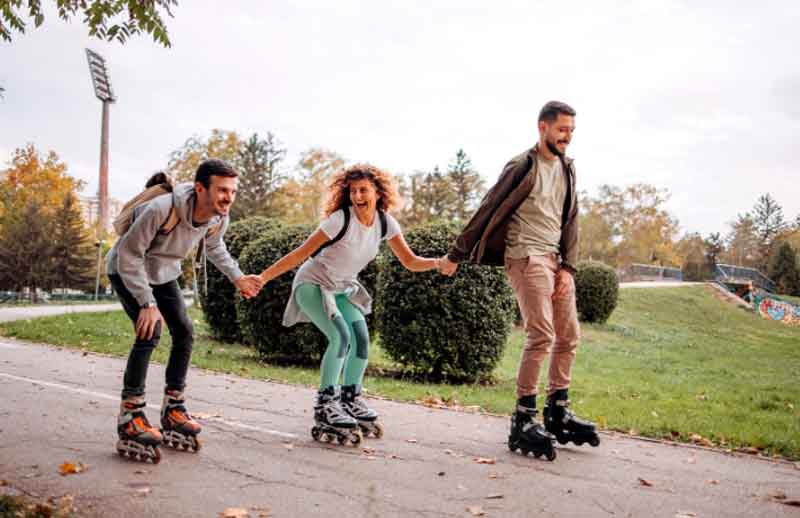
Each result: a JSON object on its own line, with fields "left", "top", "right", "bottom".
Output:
{"left": 0, "top": 0, "right": 176, "bottom": 46}
{"left": 446, "top": 149, "right": 485, "bottom": 222}
{"left": 50, "top": 193, "right": 96, "bottom": 291}
{"left": 676, "top": 233, "right": 708, "bottom": 281}
{"left": 768, "top": 242, "right": 799, "bottom": 296}
{"left": 724, "top": 213, "right": 760, "bottom": 268}
{"left": 578, "top": 192, "right": 616, "bottom": 265}
{"left": 273, "top": 148, "right": 345, "bottom": 225}
{"left": 752, "top": 193, "right": 785, "bottom": 271}
{"left": 404, "top": 167, "right": 457, "bottom": 227}
{"left": 231, "top": 133, "right": 287, "bottom": 221}
{"left": 0, "top": 200, "right": 53, "bottom": 300}
{"left": 165, "top": 129, "right": 243, "bottom": 183}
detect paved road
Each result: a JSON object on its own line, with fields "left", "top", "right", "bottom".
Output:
{"left": 0, "top": 300, "right": 195, "bottom": 323}
{"left": 1, "top": 338, "right": 798, "bottom": 518}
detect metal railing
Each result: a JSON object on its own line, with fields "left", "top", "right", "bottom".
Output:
{"left": 715, "top": 264, "right": 776, "bottom": 292}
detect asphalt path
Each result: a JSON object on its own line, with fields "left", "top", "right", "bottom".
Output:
{"left": 1, "top": 337, "right": 798, "bottom": 518}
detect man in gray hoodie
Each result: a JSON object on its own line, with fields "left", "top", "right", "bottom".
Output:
{"left": 107, "top": 158, "right": 262, "bottom": 461}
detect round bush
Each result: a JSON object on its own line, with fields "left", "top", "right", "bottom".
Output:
{"left": 200, "top": 216, "right": 284, "bottom": 342}
{"left": 575, "top": 261, "right": 619, "bottom": 324}
{"left": 236, "top": 224, "right": 381, "bottom": 365}
{"left": 376, "top": 220, "right": 516, "bottom": 382}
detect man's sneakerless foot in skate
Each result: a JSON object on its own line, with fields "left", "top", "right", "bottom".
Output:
{"left": 161, "top": 389, "right": 202, "bottom": 452}
{"left": 544, "top": 389, "right": 600, "bottom": 447}
{"left": 508, "top": 396, "right": 557, "bottom": 461}
{"left": 312, "top": 386, "right": 363, "bottom": 446}
{"left": 341, "top": 384, "right": 383, "bottom": 438}
{"left": 117, "top": 397, "right": 163, "bottom": 463}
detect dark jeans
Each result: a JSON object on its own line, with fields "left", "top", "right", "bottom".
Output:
{"left": 109, "top": 274, "right": 194, "bottom": 399}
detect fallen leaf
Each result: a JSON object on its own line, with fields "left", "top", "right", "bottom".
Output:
{"left": 59, "top": 462, "right": 87, "bottom": 476}
{"left": 485, "top": 493, "right": 504, "bottom": 499}
{"left": 390, "top": 454, "right": 401, "bottom": 459}
{"left": 366, "top": 456, "right": 377, "bottom": 461}
{"left": 638, "top": 478, "right": 654, "bottom": 487}
{"left": 674, "top": 513, "right": 696, "bottom": 518}
{"left": 135, "top": 487, "right": 151, "bottom": 496}
{"left": 363, "top": 447, "right": 375, "bottom": 455}
{"left": 406, "top": 438, "right": 418, "bottom": 443}
{"left": 736, "top": 446, "right": 760, "bottom": 455}
{"left": 473, "top": 457, "right": 496, "bottom": 465}
{"left": 706, "top": 479, "right": 720, "bottom": 485}
{"left": 283, "top": 443, "right": 294, "bottom": 451}
{"left": 220, "top": 508, "right": 249, "bottom": 518}
{"left": 770, "top": 490, "right": 787, "bottom": 500}
{"left": 688, "top": 433, "right": 713, "bottom": 447}
{"left": 466, "top": 505, "right": 486, "bottom": 516}
{"left": 437, "top": 471, "right": 446, "bottom": 476}
{"left": 134, "top": 469, "right": 149, "bottom": 475}
{"left": 443, "top": 449, "right": 454, "bottom": 455}
{"left": 778, "top": 500, "right": 800, "bottom": 507}
{"left": 488, "top": 472, "right": 499, "bottom": 479}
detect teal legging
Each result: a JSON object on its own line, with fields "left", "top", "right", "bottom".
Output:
{"left": 294, "top": 283, "right": 370, "bottom": 390}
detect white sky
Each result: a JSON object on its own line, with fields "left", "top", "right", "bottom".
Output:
{"left": 1, "top": 0, "right": 799, "bottom": 236}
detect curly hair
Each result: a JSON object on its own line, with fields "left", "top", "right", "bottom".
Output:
{"left": 322, "top": 163, "right": 402, "bottom": 217}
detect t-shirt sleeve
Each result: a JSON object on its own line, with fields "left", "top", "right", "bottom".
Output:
{"left": 384, "top": 213, "right": 402, "bottom": 241}
{"left": 319, "top": 209, "right": 346, "bottom": 239}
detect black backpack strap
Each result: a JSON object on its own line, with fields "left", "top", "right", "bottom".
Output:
{"left": 379, "top": 210, "right": 387, "bottom": 239}
{"left": 312, "top": 208, "right": 350, "bottom": 258}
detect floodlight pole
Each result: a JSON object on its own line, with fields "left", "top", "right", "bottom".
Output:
{"left": 85, "top": 49, "right": 116, "bottom": 236}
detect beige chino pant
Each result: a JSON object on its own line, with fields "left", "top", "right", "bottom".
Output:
{"left": 505, "top": 253, "right": 580, "bottom": 398}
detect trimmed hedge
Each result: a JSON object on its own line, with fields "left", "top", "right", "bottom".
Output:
{"left": 375, "top": 221, "right": 515, "bottom": 382}
{"left": 199, "top": 216, "right": 284, "bottom": 342}
{"left": 575, "top": 261, "right": 619, "bottom": 324}
{"left": 236, "top": 223, "right": 381, "bottom": 364}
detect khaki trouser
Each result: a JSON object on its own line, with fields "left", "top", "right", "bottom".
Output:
{"left": 505, "top": 254, "right": 580, "bottom": 398}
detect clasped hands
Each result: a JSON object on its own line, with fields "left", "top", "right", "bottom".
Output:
{"left": 234, "top": 274, "right": 265, "bottom": 299}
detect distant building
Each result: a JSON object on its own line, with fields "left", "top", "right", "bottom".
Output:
{"left": 79, "top": 194, "right": 124, "bottom": 233}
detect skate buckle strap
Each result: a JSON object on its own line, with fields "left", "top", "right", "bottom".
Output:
{"left": 516, "top": 405, "right": 538, "bottom": 416}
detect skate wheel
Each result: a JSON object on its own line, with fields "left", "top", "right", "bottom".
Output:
{"left": 311, "top": 426, "right": 322, "bottom": 441}
{"left": 192, "top": 437, "right": 202, "bottom": 452}
{"left": 533, "top": 451, "right": 542, "bottom": 458}
{"left": 546, "top": 449, "right": 557, "bottom": 462}
{"left": 372, "top": 422, "right": 384, "bottom": 439}
{"left": 574, "top": 440, "right": 584, "bottom": 446}
{"left": 152, "top": 447, "right": 162, "bottom": 464}
{"left": 557, "top": 436, "right": 568, "bottom": 445}
{"left": 589, "top": 437, "right": 600, "bottom": 447}
{"left": 349, "top": 430, "right": 363, "bottom": 447}
{"left": 520, "top": 448, "right": 530, "bottom": 457}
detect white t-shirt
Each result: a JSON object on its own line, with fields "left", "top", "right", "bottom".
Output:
{"left": 316, "top": 207, "right": 401, "bottom": 282}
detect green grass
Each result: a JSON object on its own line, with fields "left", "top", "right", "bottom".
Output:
{"left": 2, "top": 286, "right": 799, "bottom": 458}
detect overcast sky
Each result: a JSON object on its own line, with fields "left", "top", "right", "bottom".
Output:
{"left": 1, "top": 0, "right": 798, "bottom": 236}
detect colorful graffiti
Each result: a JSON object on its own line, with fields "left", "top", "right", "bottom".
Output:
{"left": 754, "top": 295, "right": 800, "bottom": 326}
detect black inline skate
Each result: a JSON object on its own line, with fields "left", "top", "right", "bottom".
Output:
{"left": 311, "top": 386, "right": 363, "bottom": 446}
{"left": 341, "top": 384, "right": 383, "bottom": 438}
{"left": 544, "top": 389, "right": 600, "bottom": 447}
{"left": 508, "top": 399, "right": 557, "bottom": 461}
{"left": 160, "top": 389, "right": 202, "bottom": 452}
{"left": 116, "top": 397, "right": 162, "bottom": 463}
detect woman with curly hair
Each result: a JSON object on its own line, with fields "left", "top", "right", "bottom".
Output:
{"left": 257, "top": 164, "right": 441, "bottom": 445}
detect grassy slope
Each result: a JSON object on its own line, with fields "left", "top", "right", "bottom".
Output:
{"left": 2, "top": 286, "right": 798, "bottom": 458}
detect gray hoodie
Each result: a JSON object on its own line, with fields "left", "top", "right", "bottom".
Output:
{"left": 106, "top": 183, "right": 243, "bottom": 307}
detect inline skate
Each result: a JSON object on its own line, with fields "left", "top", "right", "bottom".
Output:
{"left": 341, "top": 384, "right": 383, "bottom": 438}
{"left": 544, "top": 389, "right": 600, "bottom": 447}
{"left": 116, "top": 397, "right": 162, "bottom": 463}
{"left": 311, "top": 386, "right": 363, "bottom": 446}
{"left": 160, "top": 389, "right": 202, "bottom": 452}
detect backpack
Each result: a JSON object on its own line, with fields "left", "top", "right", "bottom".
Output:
{"left": 113, "top": 175, "right": 223, "bottom": 241}
{"left": 312, "top": 208, "right": 387, "bottom": 258}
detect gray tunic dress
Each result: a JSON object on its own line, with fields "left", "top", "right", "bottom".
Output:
{"left": 282, "top": 207, "right": 401, "bottom": 326}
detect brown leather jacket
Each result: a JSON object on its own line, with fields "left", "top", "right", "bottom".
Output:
{"left": 446, "top": 144, "right": 579, "bottom": 273}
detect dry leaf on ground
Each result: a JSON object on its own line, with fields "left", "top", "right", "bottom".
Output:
{"left": 220, "top": 508, "right": 249, "bottom": 518}
{"left": 406, "top": 438, "right": 418, "bottom": 443}
{"left": 674, "top": 512, "right": 696, "bottom": 518}
{"left": 485, "top": 493, "right": 504, "bottom": 499}
{"left": 473, "top": 457, "right": 496, "bottom": 465}
{"left": 466, "top": 505, "right": 486, "bottom": 516}
{"left": 637, "top": 477, "right": 654, "bottom": 487}
{"left": 58, "top": 462, "right": 87, "bottom": 476}
{"left": 706, "top": 479, "right": 720, "bottom": 485}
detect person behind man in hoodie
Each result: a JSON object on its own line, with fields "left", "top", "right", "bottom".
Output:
{"left": 439, "top": 101, "right": 599, "bottom": 461}
{"left": 107, "top": 158, "right": 263, "bottom": 461}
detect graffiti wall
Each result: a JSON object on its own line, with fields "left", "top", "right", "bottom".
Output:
{"left": 754, "top": 295, "right": 800, "bottom": 326}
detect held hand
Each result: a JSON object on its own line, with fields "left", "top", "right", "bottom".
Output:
{"left": 553, "top": 269, "right": 574, "bottom": 299}
{"left": 438, "top": 255, "right": 458, "bottom": 277}
{"left": 235, "top": 275, "right": 264, "bottom": 299}
{"left": 135, "top": 306, "right": 164, "bottom": 340}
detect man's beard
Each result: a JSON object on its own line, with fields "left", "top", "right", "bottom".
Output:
{"left": 546, "top": 139, "right": 564, "bottom": 157}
